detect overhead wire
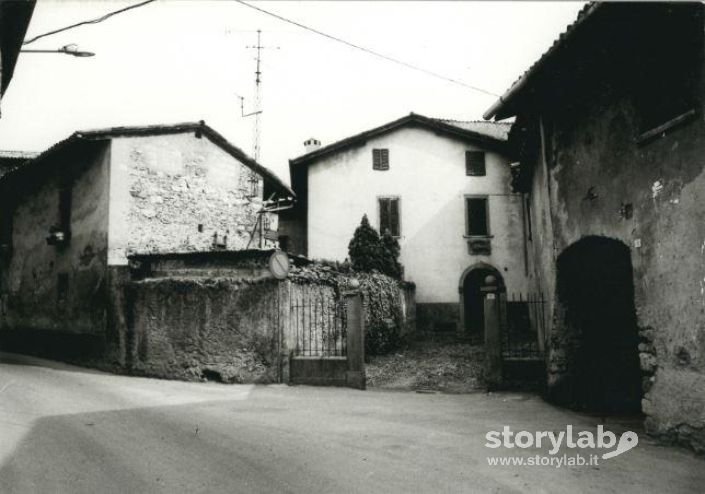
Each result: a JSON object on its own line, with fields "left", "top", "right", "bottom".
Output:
{"left": 232, "top": 0, "right": 500, "bottom": 98}
{"left": 23, "top": 0, "right": 157, "bottom": 45}
{"left": 21, "top": 0, "right": 499, "bottom": 98}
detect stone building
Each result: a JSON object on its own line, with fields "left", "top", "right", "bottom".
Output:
{"left": 280, "top": 113, "right": 526, "bottom": 336}
{"left": 0, "top": 121, "right": 293, "bottom": 364}
{"left": 484, "top": 3, "right": 705, "bottom": 451}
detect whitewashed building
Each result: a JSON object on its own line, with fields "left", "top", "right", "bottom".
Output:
{"left": 280, "top": 113, "right": 528, "bottom": 335}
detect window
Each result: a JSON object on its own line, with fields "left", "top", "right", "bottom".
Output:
{"left": 466, "top": 197, "right": 489, "bottom": 236}
{"left": 372, "top": 149, "right": 389, "bottom": 170}
{"left": 465, "top": 151, "right": 486, "bottom": 176}
{"left": 525, "top": 196, "right": 533, "bottom": 241}
{"left": 379, "top": 197, "right": 400, "bottom": 237}
{"left": 635, "top": 6, "right": 700, "bottom": 136}
{"left": 59, "top": 184, "right": 72, "bottom": 236}
{"left": 0, "top": 207, "right": 12, "bottom": 251}
{"left": 57, "top": 273, "right": 69, "bottom": 308}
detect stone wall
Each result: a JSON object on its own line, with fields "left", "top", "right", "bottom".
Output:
{"left": 127, "top": 277, "right": 282, "bottom": 383}
{"left": 108, "top": 133, "right": 276, "bottom": 266}
{"left": 122, "top": 258, "right": 415, "bottom": 383}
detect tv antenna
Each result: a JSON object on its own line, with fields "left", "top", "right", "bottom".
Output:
{"left": 244, "top": 29, "right": 279, "bottom": 163}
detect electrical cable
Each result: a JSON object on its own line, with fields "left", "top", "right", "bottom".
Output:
{"left": 23, "top": 0, "right": 157, "bottom": 46}
{"left": 232, "top": 0, "right": 499, "bottom": 97}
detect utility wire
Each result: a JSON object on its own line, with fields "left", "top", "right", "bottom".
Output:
{"left": 232, "top": 0, "right": 499, "bottom": 98}
{"left": 23, "top": 0, "right": 157, "bottom": 45}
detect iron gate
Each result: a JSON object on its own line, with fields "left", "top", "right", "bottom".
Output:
{"left": 288, "top": 287, "right": 364, "bottom": 388}
{"left": 499, "top": 292, "right": 546, "bottom": 360}
{"left": 290, "top": 292, "right": 348, "bottom": 357}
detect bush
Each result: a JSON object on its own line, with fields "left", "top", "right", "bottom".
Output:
{"left": 348, "top": 215, "right": 402, "bottom": 280}
{"left": 366, "top": 319, "right": 402, "bottom": 356}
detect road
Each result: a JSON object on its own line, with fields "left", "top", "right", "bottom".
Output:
{"left": 0, "top": 352, "right": 703, "bottom": 493}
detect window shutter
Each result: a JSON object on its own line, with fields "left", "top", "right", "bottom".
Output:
{"left": 379, "top": 198, "right": 390, "bottom": 233}
{"left": 373, "top": 149, "right": 389, "bottom": 170}
{"left": 466, "top": 151, "right": 486, "bottom": 176}
{"left": 390, "top": 198, "right": 399, "bottom": 236}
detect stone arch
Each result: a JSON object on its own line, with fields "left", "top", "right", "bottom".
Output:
{"left": 553, "top": 235, "right": 642, "bottom": 413}
{"left": 458, "top": 262, "right": 504, "bottom": 340}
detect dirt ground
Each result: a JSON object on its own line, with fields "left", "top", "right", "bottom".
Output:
{"left": 366, "top": 340, "right": 486, "bottom": 393}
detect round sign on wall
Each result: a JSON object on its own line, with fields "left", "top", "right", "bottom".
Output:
{"left": 268, "top": 250, "right": 290, "bottom": 280}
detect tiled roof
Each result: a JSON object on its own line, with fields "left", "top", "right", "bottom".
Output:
{"left": 436, "top": 119, "right": 513, "bottom": 141}
{"left": 0, "top": 150, "right": 40, "bottom": 159}
{"left": 291, "top": 113, "right": 510, "bottom": 166}
{"left": 0, "top": 150, "right": 39, "bottom": 178}
{"left": 0, "top": 122, "right": 294, "bottom": 197}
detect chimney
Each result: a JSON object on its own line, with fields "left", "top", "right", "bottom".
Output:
{"left": 303, "top": 137, "right": 321, "bottom": 153}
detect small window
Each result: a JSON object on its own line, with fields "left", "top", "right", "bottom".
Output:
{"left": 635, "top": 6, "right": 700, "bottom": 134}
{"left": 0, "top": 207, "right": 12, "bottom": 249}
{"left": 59, "top": 184, "right": 72, "bottom": 236}
{"left": 466, "top": 197, "right": 489, "bottom": 236}
{"left": 379, "top": 197, "right": 400, "bottom": 237}
{"left": 525, "top": 196, "right": 532, "bottom": 241}
{"left": 465, "top": 151, "right": 486, "bottom": 176}
{"left": 57, "top": 273, "right": 69, "bottom": 307}
{"left": 372, "top": 149, "right": 389, "bottom": 171}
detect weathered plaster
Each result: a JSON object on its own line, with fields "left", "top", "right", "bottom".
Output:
{"left": 525, "top": 59, "right": 705, "bottom": 449}
{"left": 0, "top": 143, "right": 110, "bottom": 336}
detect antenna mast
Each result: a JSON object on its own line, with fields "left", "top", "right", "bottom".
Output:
{"left": 242, "top": 29, "right": 278, "bottom": 197}
{"left": 251, "top": 29, "right": 263, "bottom": 162}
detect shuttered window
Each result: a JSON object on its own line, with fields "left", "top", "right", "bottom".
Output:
{"left": 465, "top": 151, "right": 486, "bottom": 176}
{"left": 379, "top": 197, "right": 400, "bottom": 237}
{"left": 373, "top": 149, "right": 389, "bottom": 170}
{"left": 466, "top": 197, "right": 489, "bottom": 236}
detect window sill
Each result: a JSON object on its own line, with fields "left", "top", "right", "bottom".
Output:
{"left": 635, "top": 108, "right": 698, "bottom": 146}
{"left": 464, "top": 234, "right": 494, "bottom": 239}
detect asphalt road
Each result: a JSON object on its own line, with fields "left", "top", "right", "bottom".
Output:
{"left": 0, "top": 352, "right": 703, "bottom": 493}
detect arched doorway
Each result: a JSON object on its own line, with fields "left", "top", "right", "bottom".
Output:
{"left": 459, "top": 263, "right": 504, "bottom": 341}
{"left": 556, "top": 236, "right": 642, "bottom": 414}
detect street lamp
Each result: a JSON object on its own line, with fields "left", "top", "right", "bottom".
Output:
{"left": 20, "top": 44, "right": 94, "bottom": 57}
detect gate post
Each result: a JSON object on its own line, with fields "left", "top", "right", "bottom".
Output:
{"left": 345, "top": 292, "right": 366, "bottom": 390}
{"left": 483, "top": 284, "right": 503, "bottom": 390}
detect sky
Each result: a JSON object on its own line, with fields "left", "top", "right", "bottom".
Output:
{"left": 0, "top": 1, "right": 585, "bottom": 183}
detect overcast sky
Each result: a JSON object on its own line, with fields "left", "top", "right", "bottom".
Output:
{"left": 1, "top": 1, "right": 584, "bottom": 182}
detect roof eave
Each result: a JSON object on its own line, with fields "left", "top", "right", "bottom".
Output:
{"left": 291, "top": 113, "right": 508, "bottom": 167}
{"left": 0, "top": 122, "right": 295, "bottom": 199}
{"left": 483, "top": 2, "right": 603, "bottom": 121}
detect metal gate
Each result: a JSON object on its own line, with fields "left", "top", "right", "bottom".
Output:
{"left": 494, "top": 292, "right": 546, "bottom": 389}
{"left": 287, "top": 288, "right": 365, "bottom": 389}
{"left": 499, "top": 293, "right": 546, "bottom": 360}
{"left": 291, "top": 293, "right": 348, "bottom": 357}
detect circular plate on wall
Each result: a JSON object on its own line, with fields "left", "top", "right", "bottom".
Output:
{"left": 269, "top": 250, "right": 290, "bottom": 280}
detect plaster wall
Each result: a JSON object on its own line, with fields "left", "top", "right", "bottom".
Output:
{"left": 306, "top": 126, "right": 527, "bottom": 308}
{"left": 528, "top": 68, "right": 705, "bottom": 451}
{"left": 0, "top": 143, "right": 110, "bottom": 336}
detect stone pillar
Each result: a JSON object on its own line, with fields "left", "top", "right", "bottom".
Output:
{"left": 345, "top": 292, "right": 366, "bottom": 390}
{"left": 278, "top": 280, "right": 291, "bottom": 384}
{"left": 483, "top": 288, "right": 503, "bottom": 390}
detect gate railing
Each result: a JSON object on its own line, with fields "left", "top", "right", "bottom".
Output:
{"left": 290, "top": 292, "right": 347, "bottom": 357}
{"left": 499, "top": 293, "right": 546, "bottom": 360}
